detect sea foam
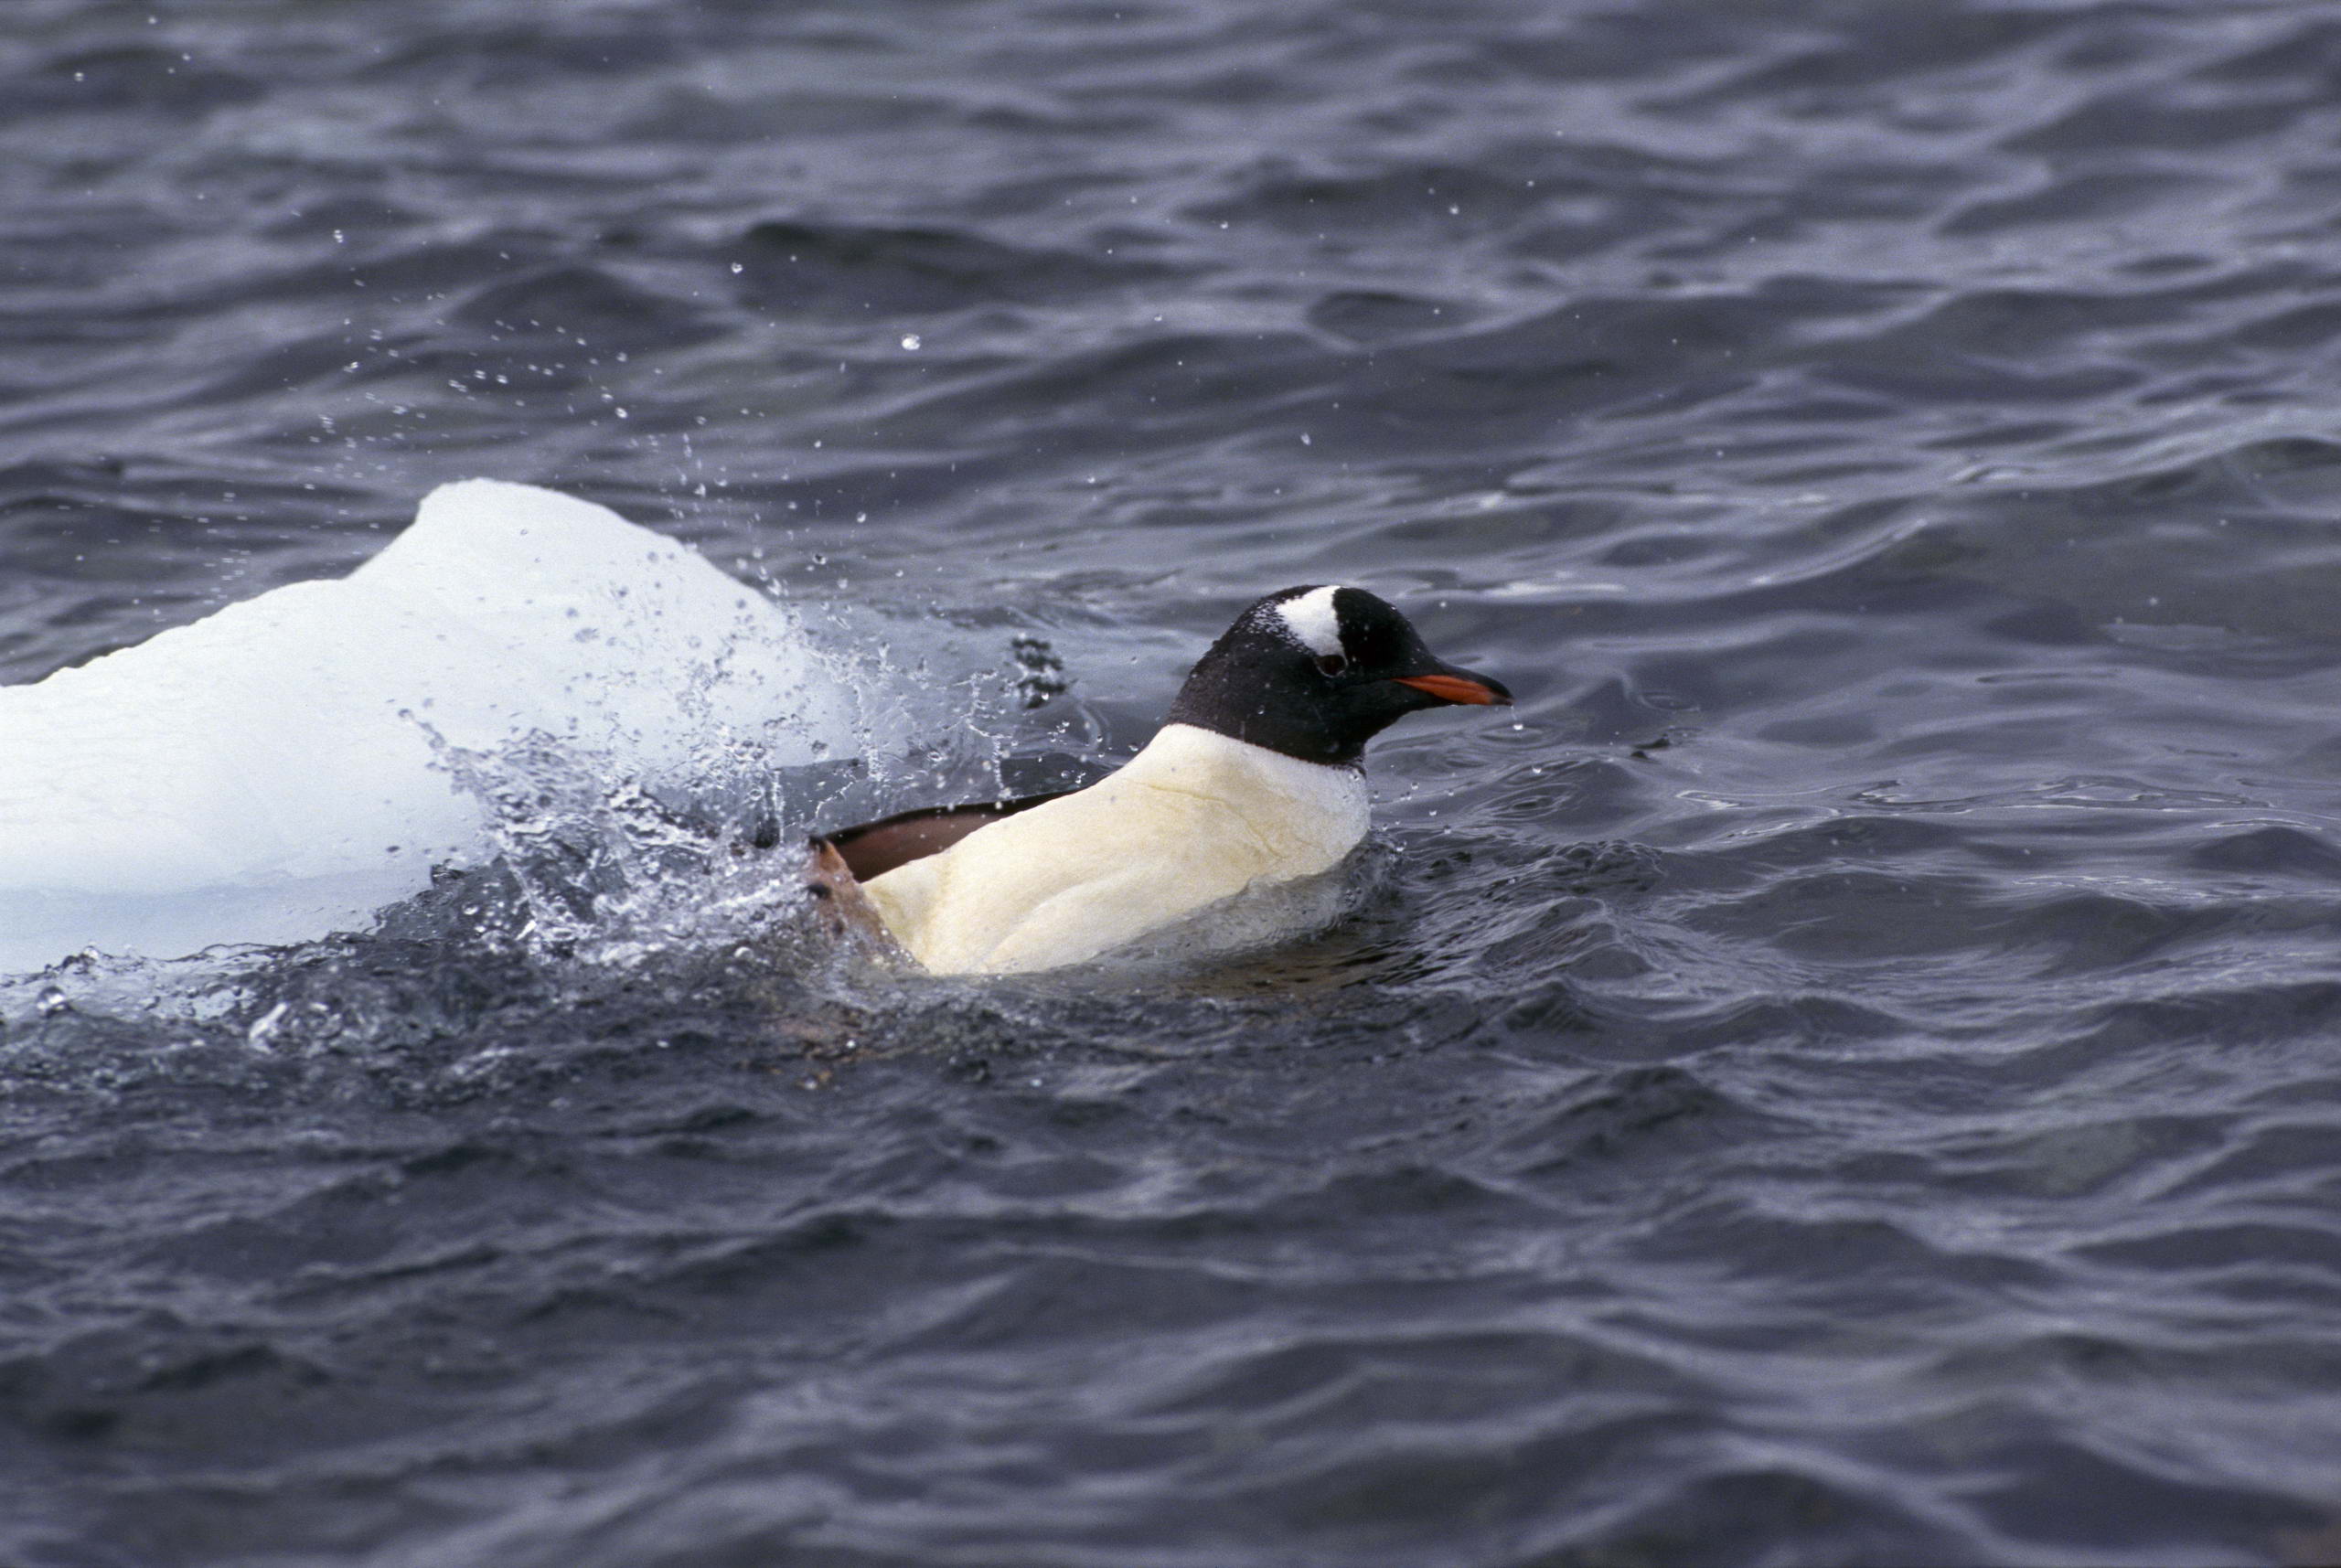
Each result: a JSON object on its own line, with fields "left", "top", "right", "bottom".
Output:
{"left": 0, "top": 480, "right": 857, "bottom": 972}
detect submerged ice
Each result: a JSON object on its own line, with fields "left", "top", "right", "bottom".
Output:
{"left": 0, "top": 480, "right": 861, "bottom": 973}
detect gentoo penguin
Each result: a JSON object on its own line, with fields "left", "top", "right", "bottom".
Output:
{"left": 811, "top": 585, "right": 1511, "bottom": 976}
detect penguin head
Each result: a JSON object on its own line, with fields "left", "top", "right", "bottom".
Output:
{"left": 1162, "top": 585, "right": 1513, "bottom": 766}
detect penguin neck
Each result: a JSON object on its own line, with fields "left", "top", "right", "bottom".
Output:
{"left": 1119, "top": 725, "right": 1372, "bottom": 852}
{"left": 1130, "top": 721, "right": 1365, "bottom": 783}
{"left": 1162, "top": 657, "right": 1374, "bottom": 765}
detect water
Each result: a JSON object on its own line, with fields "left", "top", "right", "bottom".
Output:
{"left": 6, "top": 1, "right": 2341, "bottom": 1562}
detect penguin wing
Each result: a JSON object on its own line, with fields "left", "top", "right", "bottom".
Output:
{"left": 817, "top": 791, "right": 1073, "bottom": 881}
{"left": 802, "top": 839, "right": 913, "bottom": 963}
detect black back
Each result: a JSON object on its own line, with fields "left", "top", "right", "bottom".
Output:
{"left": 818, "top": 792, "right": 1072, "bottom": 881}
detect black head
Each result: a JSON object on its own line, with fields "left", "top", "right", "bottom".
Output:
{"left": 1162, "top": 585, "right": 1513, "bottom": 766}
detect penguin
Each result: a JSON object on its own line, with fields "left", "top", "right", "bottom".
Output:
{"left": 810, "top": 585, "right": 1512, "bottom": 976}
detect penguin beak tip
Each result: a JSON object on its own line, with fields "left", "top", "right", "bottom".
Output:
{"left": 1393, "top": 672, "right": 1511, "bottom": 707}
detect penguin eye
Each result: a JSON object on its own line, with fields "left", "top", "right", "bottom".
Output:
{"left": 1317, "top": 653, "right": 1348, "bottom": 676}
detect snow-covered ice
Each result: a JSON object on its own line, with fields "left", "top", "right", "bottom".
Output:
{"left": 0, "top": 480, "right": 858, "bottom": 971}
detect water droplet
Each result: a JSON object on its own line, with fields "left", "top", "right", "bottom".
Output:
{"left": 36, "top": 986, "right": 69, "bottom": 1018}
{"left": 729, "top": 261, "right": 743, "bottom": 274}
{"left": 900, "top": 335, "right": 922, "bottom": 351}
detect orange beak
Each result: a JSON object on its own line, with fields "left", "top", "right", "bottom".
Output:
{"left": 1392, "top": 672, "right": 1511, "bottom": 706}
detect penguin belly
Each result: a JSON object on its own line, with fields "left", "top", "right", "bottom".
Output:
{"left": 861, "top": 724, "right": 1369, "bottom": 976}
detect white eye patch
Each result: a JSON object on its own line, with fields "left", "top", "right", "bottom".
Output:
{"left": 1271, "top": 584, "right": 1344, "bottom": 658}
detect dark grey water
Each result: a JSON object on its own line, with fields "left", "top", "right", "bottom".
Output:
{"left": 8, "top": 1, "right": 2341, "bottom": 1563}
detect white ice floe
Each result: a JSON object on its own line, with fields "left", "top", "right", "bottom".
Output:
{"left": 0, "top": 479, "right": 858, "bottom": 972}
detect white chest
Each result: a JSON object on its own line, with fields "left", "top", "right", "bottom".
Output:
{"left": 863, "top": 724, "right": 1369, "bottom": 975}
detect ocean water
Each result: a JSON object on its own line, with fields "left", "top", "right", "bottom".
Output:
{"left": 6, "top": 1, "right": 2341, "bottom": 1563}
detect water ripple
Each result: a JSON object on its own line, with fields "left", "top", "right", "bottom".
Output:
{"left": 5, "top": 1, "right": 2341, "bottom": 1563}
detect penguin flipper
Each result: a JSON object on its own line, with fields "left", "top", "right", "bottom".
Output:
{"left": 803, "top": 838, "right": 916, "bottom": 965}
